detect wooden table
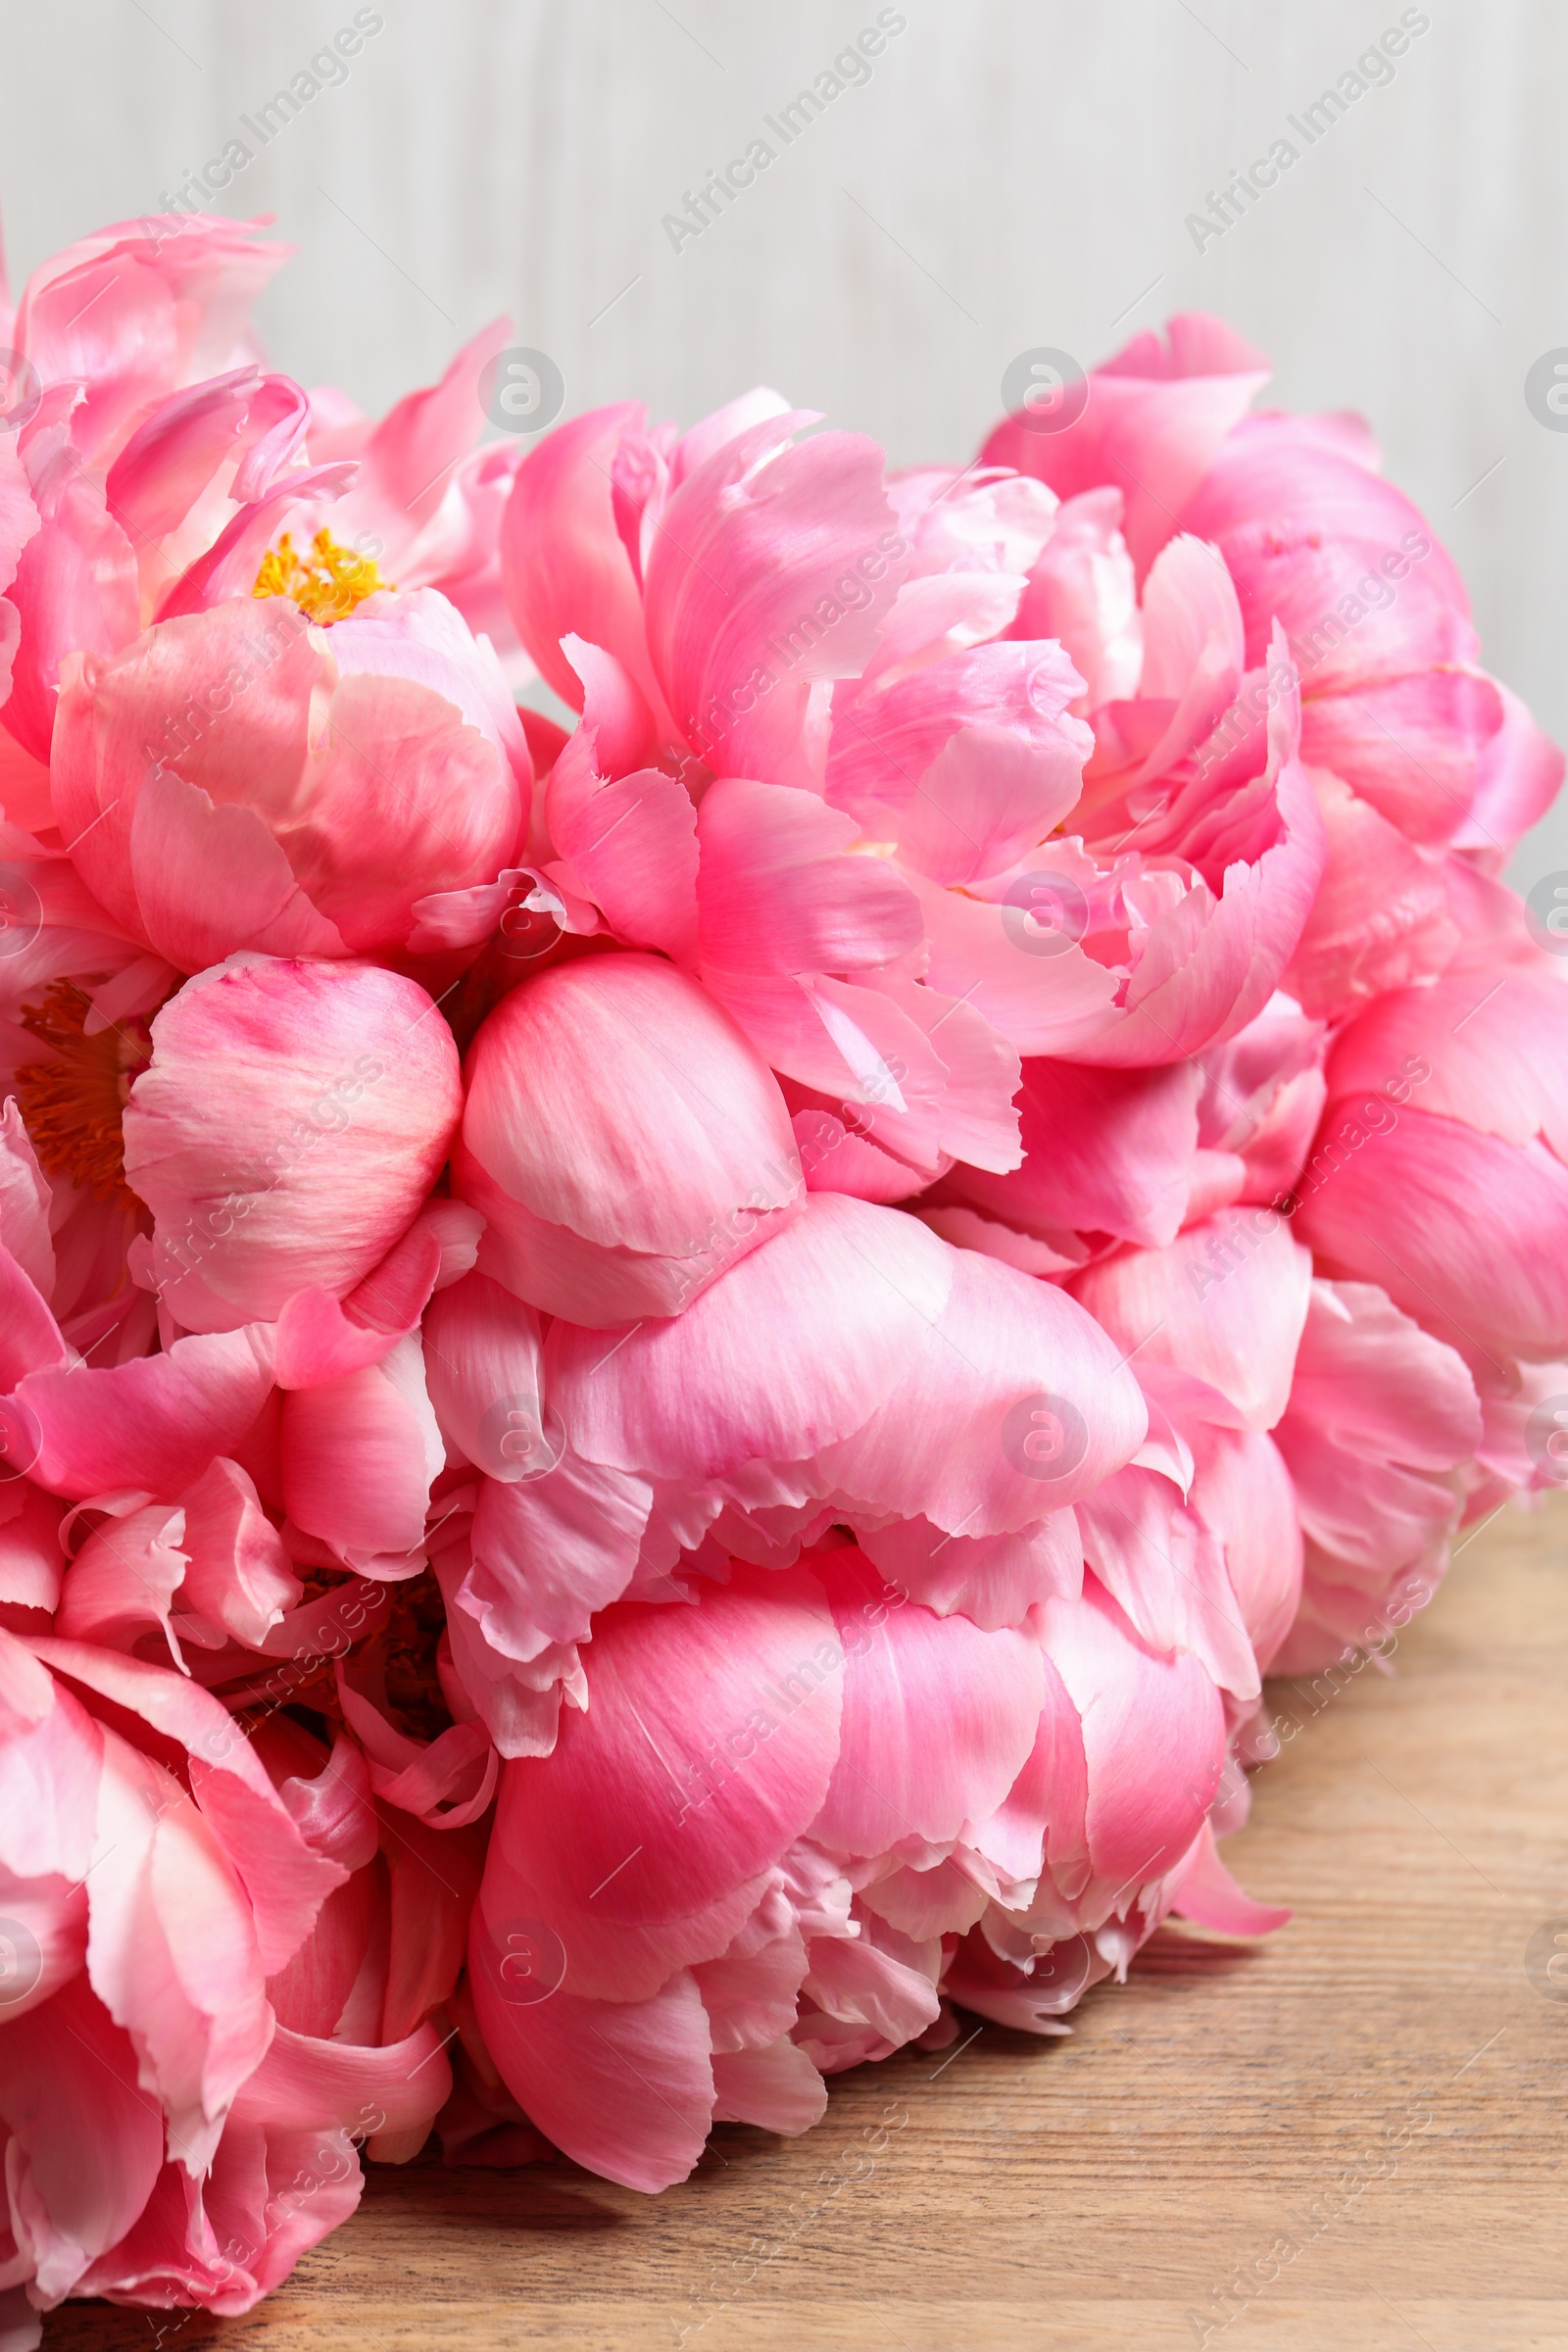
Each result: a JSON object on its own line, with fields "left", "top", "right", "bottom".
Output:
{"left": 55, "top": 1497, "right": 1568, "bottom": 2352}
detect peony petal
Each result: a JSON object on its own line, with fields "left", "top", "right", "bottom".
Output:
{"left": 811, "top": 1548, "right": 1045, "bottom": 1851}
{"left": 1072, "top": 1208, "right": 1312, "bottom": 1432}
{"left": 123, "top": 956, "right": 462, "bottom": 1333}
{"left": 17, "top": 1324, "right": 274, "bottom": 1499}
{"left": 548, "top": 1192, "right": 954, "bottom": 1483}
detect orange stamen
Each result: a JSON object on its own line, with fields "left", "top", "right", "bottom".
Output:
{"left": 14, "top": 982, "right": 153, "bottom": 1200}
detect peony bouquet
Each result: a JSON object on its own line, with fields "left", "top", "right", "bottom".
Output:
{"left": 0, "top": 213, "right": 1561, "bottom": 2336}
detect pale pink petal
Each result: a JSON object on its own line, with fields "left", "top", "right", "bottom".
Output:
{"left": 466, "top": 1451, "right": 654, "bottom": 1648}
{"left": 1076, "top": 1466, "right": 1260, "bottom": 1702}
{"left": 328, "top": 584, "right": 531, "bottom": 800}
{"left": 855, "top": 1509, "right": 1082, "bottom": 1629}
{"left": 947, "top": 1056, "right": 1200, "bottom": 1249}
{"left": 176, "top": 1456, "right": 300, "bottom": 1649}
{"left": 123, "top": 956, "right": 461, "bottom": 1332}
{"left": 1188, "top": 1424, "right": 1303, "bottom": 1676}
{"left": 1043, "top": 1580, "right": 1226, "bottom": 1909}
{"left": 1274, "top": 1279, "right": 1481, "bottom": 1574}
{"left": 0, "top": 1103, "right": 55, "bottom": 1302}
{"left": 1072, "top": 1207, "right": 1312, "bottom": 1432}
{"left": 15, "top": 212, "right": 285, "bottom": 460}
{"left": 1166, "top": 1821, "right": 1291, "bottom": 1936}
{"left": 0, "top": 1975, "right": 165, "bottom": 2307}
{"left": 500, "top": 402, "right": 674, "bottom": 727}
{"left": 0, "top": 1243, "right": 67, "bottom": 1391}
{"left": 470, "top": 1960, "right": 711, "bottom": 2193}
{"left": 4, "top": 458, "right": 139, "bottom": 761}
{"left": 1010, "top": 487, "right": 1142, "bottom": 710}
{"left": 456, "top": 953, "right": 803, "bottom": 1326}
{"left": 810, "top": 1549, "right": 1044, "bottom": 1851}
{"left": 697, "top": 774, "right": 922, "bottom": 973}
{"left": 1454, "top": 679, "right": 1565, "bottom": 861}
{"left": 422, "top": 1270, "right": 546, "bottom": 1479}
{"left": 547, "top": 1192, "right": 953, "bottom": 1483}
{"left": 826, "top": 643, "right": 1091, "bottom": 881}
{"left": 56, "top": 1502, "right": 187, "bottom": 1661}
{"left": 710, "top": 2037, "right": 826, "bottom": 2134}
{"left": 1285, "top": 769, "right": 1459, "bottom": 1019}
{"left": 816, "top": 1243, "right": 1149, "bottom": 1532}
{"left": 487, "top": 1562, "right": 842, "bottom": 1960}
{"left": 24, "top": 1634, "right": 344, "bottom": 1976}
{"left": 1298, "top": 1106, "right": 1568, "bottom": 1364}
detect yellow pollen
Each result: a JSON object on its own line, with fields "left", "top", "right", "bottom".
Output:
{"left": 252, "top": 526, "right": 391, "bottom": 623}
{"left": 13, "top": 982, "right": 154, "bottom": 1200}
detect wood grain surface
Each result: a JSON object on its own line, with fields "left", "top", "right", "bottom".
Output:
{"left": 49, "top": 1491, "right": 1568, "bottom": 2351}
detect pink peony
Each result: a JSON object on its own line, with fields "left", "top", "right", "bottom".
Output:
{"left": 0, "top": 223, "right": 1563, "bottom": 2331}
{"left": 0, "top": 1635, "right": 457, "bottom": 2331}
{"left": 463, "top": 1541, "right": 1271, "bottom": 2192}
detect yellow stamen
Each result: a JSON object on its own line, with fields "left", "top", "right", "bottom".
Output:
{"left": 252, "top": 526, "right": 391, "bottom": 624}
{"left": 14, "top": 982, "right": 153, "bottom": 1200}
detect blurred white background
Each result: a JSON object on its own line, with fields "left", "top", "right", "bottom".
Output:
{"left": 1, "top": 0, "right": 1563, "bottom": 886}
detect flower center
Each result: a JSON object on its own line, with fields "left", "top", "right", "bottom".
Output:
{"left": 13, "top": 982, "right": 154, "bottom": 1199}
{"left": 252, "top": 526, "right": 390, "bottom": 624}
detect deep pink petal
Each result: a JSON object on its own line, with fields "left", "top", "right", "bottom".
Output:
{"left": 17, "top": 1325, "right": 274, "bottom": 1499}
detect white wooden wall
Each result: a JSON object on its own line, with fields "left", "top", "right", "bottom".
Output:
{"left": 2, "top": 0, "right": 1564, "bottom": 886}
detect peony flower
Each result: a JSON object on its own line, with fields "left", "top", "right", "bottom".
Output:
{"left": 0, "top": 1634, "right": 457, "bottom": 2335}
{"left": 0, "top": 225, "right": 1564, "bottom": 2331}
{"left": 462, "top": 1540, "right": 1273, "bottom": 2191}
{"left": 420, "top": 1191, "right": 1152, "bottom": 1759}
{"left": 51, "top": 589, "right": 528, "bottom": 975}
